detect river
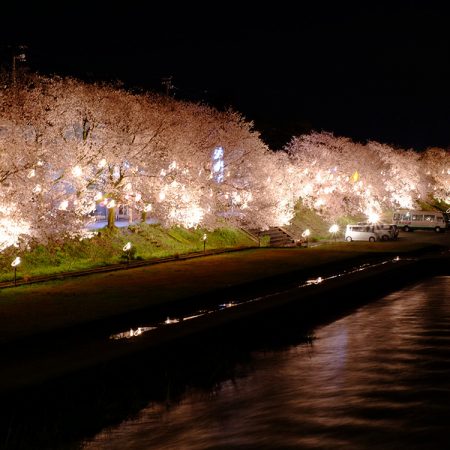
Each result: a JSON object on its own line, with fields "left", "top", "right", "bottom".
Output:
{"left": 81, "top": 275, "right": 450, "bottom": 449}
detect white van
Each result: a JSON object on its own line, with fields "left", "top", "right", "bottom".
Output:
{"left": 345, "top": 224, "right": 379, "bottom": 242}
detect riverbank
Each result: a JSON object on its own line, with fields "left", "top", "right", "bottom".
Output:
{"left": 0, "top": 234, "right": 449, "bottom": 396}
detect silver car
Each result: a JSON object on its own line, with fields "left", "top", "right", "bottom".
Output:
{"left": 345, "top": 225, "right": 379, "bottom": 242}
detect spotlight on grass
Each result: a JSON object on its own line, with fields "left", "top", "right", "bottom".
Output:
{"left": 302, "top": 229, "right": 311, "bottom": 247}
{"left": 329, "top": 224, "right": 339, "bottom": 242}
{"left": 11, "top": 256, "right": 21, "bottom": 286}
{"left": 123, "top": 241, "right": 132, "bottom": 264}
{"left": 202, "top": 233, "right": 207, "bottom": 252}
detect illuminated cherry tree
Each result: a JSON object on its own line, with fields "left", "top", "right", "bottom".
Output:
{"left": 285, "top": 132, "right": 374, "bottom": 219}
{"left": 1, "top": 73, "right": 449, "bottom": 253}
{"left": 0, "top": 74, "right": 65, "bottom": 247}
{"left": 0, "top": 74, "right": 280, "bottom": 247}
{"left": 420, "top": 147, "right": 450, "bottom": 204}
{"left": 366, "top": 140, "right": 428, "bottom": 210}
{"left": 285, "top": 132, "right": 438, "bottom": 221}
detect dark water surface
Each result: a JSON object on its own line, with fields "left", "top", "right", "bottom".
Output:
{"left": 82, "top": 276, "right": 450, "bottom": 449}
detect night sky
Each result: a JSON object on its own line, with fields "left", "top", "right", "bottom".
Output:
{"left": 2, "top": 1, "right": 450, "bottom": 151}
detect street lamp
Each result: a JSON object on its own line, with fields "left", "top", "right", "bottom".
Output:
{"left": 11, "top": 257, "right": 21, "bottom": 286}
{"left": 302, "top": 229, "right": 311, "bottom": 247}
{"left": 202, "top": 233, "right": 207, "bottom": 252}
{"left": 161, "top": 75, "right": 175, "bottom": 96}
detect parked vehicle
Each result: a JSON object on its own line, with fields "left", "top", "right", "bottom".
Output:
{"left": 345, "top": 224, "right": 379, "bottom": 242}
{"left": 381, "top": 224, "right": 399, "bottom": 240}
{"left": 393, "top": 210, "right": 448, "bottom": 232}
{"left": 357, "top": 222, "right": 399, "bottom": 240}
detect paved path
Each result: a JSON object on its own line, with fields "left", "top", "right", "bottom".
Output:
{"left": 86, "top": 217, "right": 159, "bottom": 230}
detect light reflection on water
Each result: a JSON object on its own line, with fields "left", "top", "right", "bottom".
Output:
{"left": 84, "top": 276, "right": 450, "bottom": 449}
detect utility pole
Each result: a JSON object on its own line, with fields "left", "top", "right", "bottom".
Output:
{"left": 161, "top": 76, "right": 174, "bottom": 96}
{"left": 12, "top": 51, "right": 26, "bottom": 86}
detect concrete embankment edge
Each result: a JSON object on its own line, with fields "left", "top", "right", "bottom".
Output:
{"left": 59, "top": 255, "right": 450, "bottom": 377}
{"left": 126, "top": 254, "right": 448, "bottom": 352}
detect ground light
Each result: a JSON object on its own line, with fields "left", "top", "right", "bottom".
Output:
{"left": 329, "top": 224, "right": 339, "bottom": 241}
{"left": 203, "top": 233, "right": 207, "bottom": 252}
{"left": 302, "top": 229, "right": 311, "bottom": 247}
{"left": 123, "top": 242, "right": 132, "bottom": 264}
{"left": 11, "top": 256, "right": 21, "bottom": 286}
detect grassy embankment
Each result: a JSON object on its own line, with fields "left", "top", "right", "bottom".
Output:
{"left": 0, "top": 204, "right": 364, "bottom": 283}
{"left": 2, "top": 196, "right": 448, "bottom": 282}
{"left": 0, "top": 224, "right": 258, "bottom": 283}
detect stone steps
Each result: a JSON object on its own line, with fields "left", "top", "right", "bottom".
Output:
{"left": 248, "top": 227, "right": 296, "bottom": 247}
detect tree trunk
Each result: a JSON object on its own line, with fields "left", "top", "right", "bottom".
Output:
{"left": 107, "top": 207, "right": 116, "bottom": 229}
{"left": 141, "top": 211, "right": 147, "bottom": 223}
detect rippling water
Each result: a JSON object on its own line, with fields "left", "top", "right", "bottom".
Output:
{"left": 83, "top": 276, "right": 450, "bottom": 449}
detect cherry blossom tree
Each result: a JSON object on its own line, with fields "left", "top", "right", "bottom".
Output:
{"left": 420, "top": 147, "right": 450, "bottom": 205}
{"left": 1, "top": 74, "right": 279, "bottom": 248}
{"left": 285, "top": 132, "right": 438, "bottom": 221}
{"left": 2, "top": 72, "right": 448, "bottom": 254}
{"left": 366, "top": 141, "right": 428, "bottom": 210}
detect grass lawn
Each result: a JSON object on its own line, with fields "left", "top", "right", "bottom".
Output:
{"left": 0, "top": 224, "right": 257, "bottom": 282}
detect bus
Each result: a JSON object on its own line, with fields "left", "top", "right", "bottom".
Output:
{"left": 392, "top": 210, "right": 449, "bottom": 232}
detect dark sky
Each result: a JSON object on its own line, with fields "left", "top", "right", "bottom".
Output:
{"left": 2, "top": 1, "right": 450, "bottom": 151}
